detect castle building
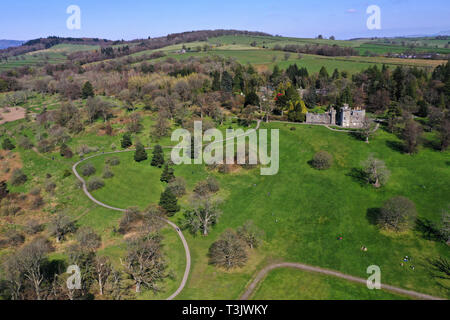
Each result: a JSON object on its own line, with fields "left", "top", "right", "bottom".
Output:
{"left": 306, "top": 104, "right": 365, "bottom": 128}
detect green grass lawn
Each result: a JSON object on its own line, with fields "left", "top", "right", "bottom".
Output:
{"left": 81, "top": 122, "right": 450, "bottom": 299}
{"left": 148, "top": 49, "right": 445, "bottom": 75}
{"left": 250, "top": 268, "right": 409, "bottom": 300}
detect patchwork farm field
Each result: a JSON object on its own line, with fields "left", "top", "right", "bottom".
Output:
{"left": 142, "top": 47, "right": 446, "bottom": 74}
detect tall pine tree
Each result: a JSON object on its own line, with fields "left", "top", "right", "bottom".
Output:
{"left": 159, "top": 187, "right": 180, "bottom": 216}
{"left": 134, "top": 142, "right": 148, "bottom": 162}
{"left": 82, "top": 81, "right": 95, "bottom": 99}
{"left": 121, "top": 133, "right": 132, "bottom": 149}
{"left": 160, "top": 163, "right": 175, "bottom": 183}
{"left": 0, "top": 181, "right": 9, "bottom": 201}
{"left": 151, "top": 144, "right": 164, "bottom": 167}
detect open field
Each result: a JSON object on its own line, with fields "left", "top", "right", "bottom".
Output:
{"left": 207, "top": 35, "right": 450, "bottom": 55}
{"left": 154, "top": 49, "right": 446, "bottom": 74}
{"left": 72, "top": 122, "right": 450, "bottom": 299}
{"left": 2, "top": 34, "right": 448, "bottom": 74}
{"left": 249, "top": 267, "right": 409, "bottom": 300}
{"left": 0, "top": 44, "right": 99, "bottom": 71}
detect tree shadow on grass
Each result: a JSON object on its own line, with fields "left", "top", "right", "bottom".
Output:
{"left": 366, "top": 208, "right": 380, "bottom": 226}
{"left": 415, "top": 218, "right": 444, "bottom": 242}
{"left": 346, "top": 168, "right": 367, "bottom": 186}
{"left": 422, "top": 138, "right": 441, "bottom": 152}
{"left": 349, "top": 131, "right": 364, "bottom": 142}
{"left": 386, "top": 140, "right": 405, "bottom": 153}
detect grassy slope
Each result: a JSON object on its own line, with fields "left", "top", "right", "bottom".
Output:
{"left": 139, "top": 46, "right": 445, "bottom": 75}
{"left": 208, "top": 35, "right": 450, "bottom": 54}
{"left": 250, "top": 268, "right": 409, "bottom": 300}
{"left": 85, "top": 122, "right": 450, "bottom": 299}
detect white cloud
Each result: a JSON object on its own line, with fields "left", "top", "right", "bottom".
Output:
{"left": 346, "top": 8, "right": 357, "bottom": 13}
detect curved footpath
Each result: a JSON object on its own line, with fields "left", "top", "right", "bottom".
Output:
{"left": 72, "top": 120, "right": 261, "bottom": 300}
{"left": 240, "top": 262, "right": 445, "bottom": 300}
{"left": 73, "top": 120, "right": 442, "bottom": 301}
{"left": 73, "top": 153, "right": 191, "bottom": 300}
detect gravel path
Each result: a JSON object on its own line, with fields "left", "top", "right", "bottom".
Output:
{"left": 72, "top": 120, "right": 439, "bottom": 301}
{"left": 240, "top": 262, "right": 445, "bottom": 300}
{"left": 72, "top": 120, "right": 261, "bottom": 300}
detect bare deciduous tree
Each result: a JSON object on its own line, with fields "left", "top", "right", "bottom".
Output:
{"left": 17, "top": 237, "right": 51, "bottom": 300}
{"left": 48, "top": 213, "right": 76, "bottom": 242}
{"left": 94, "top": 256, "right": 112, "bottom": 296}
{"left": 208, "top": 229, "right": 248, "bottom": 269}
{"left": 183, "top": 197, "right": 222, "bottom": 236}
{"left": 236, "top": 221, "right": 264, "bottom": 249}
{"left": 378, "top": 196, "right": 417, "bottom": 232}
{"left": 121, "top": 235, "right": 166, "bottom": 293}
{"left": 361, "top": 155, "right": 390, "bottom": 188}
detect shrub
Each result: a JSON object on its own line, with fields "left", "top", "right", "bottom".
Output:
{"left": 2, "top": 138, "right": 15, "bottom": 150}
{"left": 105, "top": 157, "right": 120, "bottom": 166}
{"left": 119, "top": 207, "right": 142, "bottom": 234}
{"left": 378, "top": 196, "right": 417, "bottom": 232}
{"left": 0, "top": 181, "right": 10, "bottom": 200}
{"left": 77, "top": 144, "right": 99, "bottom": 156}
{"left": 9, "top": 169, "right": 27, "bottom": 186}
{"left": 168, "top": 177, "right": 186, "bottom": 198}
{"left": 5, "top": 230, "right": 25, "bottom": 246}
{"left": 24, "top": 219, "right": 43, "bottom": 235}
{"left": 37, "top": 139, "right": 53, "bottom": 153}
{"left": 311, "top": 151, "right": 333, "bottom": 170}
{"left": 76, "top": 226, "right": 101, "bottom": 251}
{"left": 81, "top": 163, "right": 96, "bottom": 177}
{"left": 60, "top": 143, "right": 73, "bottom": 158}
{"left": 0, "top": 199, "right": 21, "bottom": 216}
{"left": 87, "top": 177, "right": 105, "bottom": 191}
{"left": 103, "top": 166, "right": 114, "bottom": 179}
{"left": 17, "top": 136, "right": 34, "bottom": 150}
{"left": 29, "top": 187, "right": 41, "bottom": 196}
{"left": 218, "top": 164, "right": 231, "bottom": 174}
{"left": 45, "top": 181, "right": 56, "bottom": 193}
{"left": 31, "top": 195, "right": 44, "bottom": 210}
{"left": 62, "top": 169, "right": 72, "bottom": 178}
{"left": 194, "top": 177, "right": 220, "bottom": 198}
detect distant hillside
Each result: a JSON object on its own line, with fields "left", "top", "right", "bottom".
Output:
{"left": 0, "top": 40, "right": 24, "bottom": 49}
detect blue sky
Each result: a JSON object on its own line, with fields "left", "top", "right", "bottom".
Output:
{"left": 1, "top": 0, "right": 449, "bottom": 40}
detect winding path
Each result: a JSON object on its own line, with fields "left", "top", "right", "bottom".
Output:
{"left": 73, "top": 120, "right": 441, "bottom": 301}
{"left": 239, "top": 262, "right": 446, "bottom": 300}
{"left": 72, "top": 152, "right": 191, "bottom": 300}
{"left": 269, "top": 119, "right": 380, "bottom": 133}
{"left": 72, "top": 120, "right": 261, "bottom": 300}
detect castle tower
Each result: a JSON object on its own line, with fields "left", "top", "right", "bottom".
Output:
{"left": 330, "top": 107, "right": 336, "bottom": 125}
{"left": 340, "top": 104, "right": 351, "bottom": 128}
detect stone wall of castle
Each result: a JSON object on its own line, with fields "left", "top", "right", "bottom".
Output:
{"left": 339, "top": 108, "right": 366, "bottom": 128}
{"left": 306, "top": 105, "right": 365, "bottom": 128}
{"left": 305, "top": 113, "right": 333, "bottom": 125}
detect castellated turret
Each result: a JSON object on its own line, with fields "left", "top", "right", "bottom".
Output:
{"left": 306, "top": 104, "right": 365, "bottom": 128}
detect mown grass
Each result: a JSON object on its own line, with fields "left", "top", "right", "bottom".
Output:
{"left": 85, "top": 122, "right": 450, "bottom": 299}
{"left": 250, "top": 267, "right": 409, "bottom": 300}
{"left": 157, "top": 49, "right": 445, "bottom": 75}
